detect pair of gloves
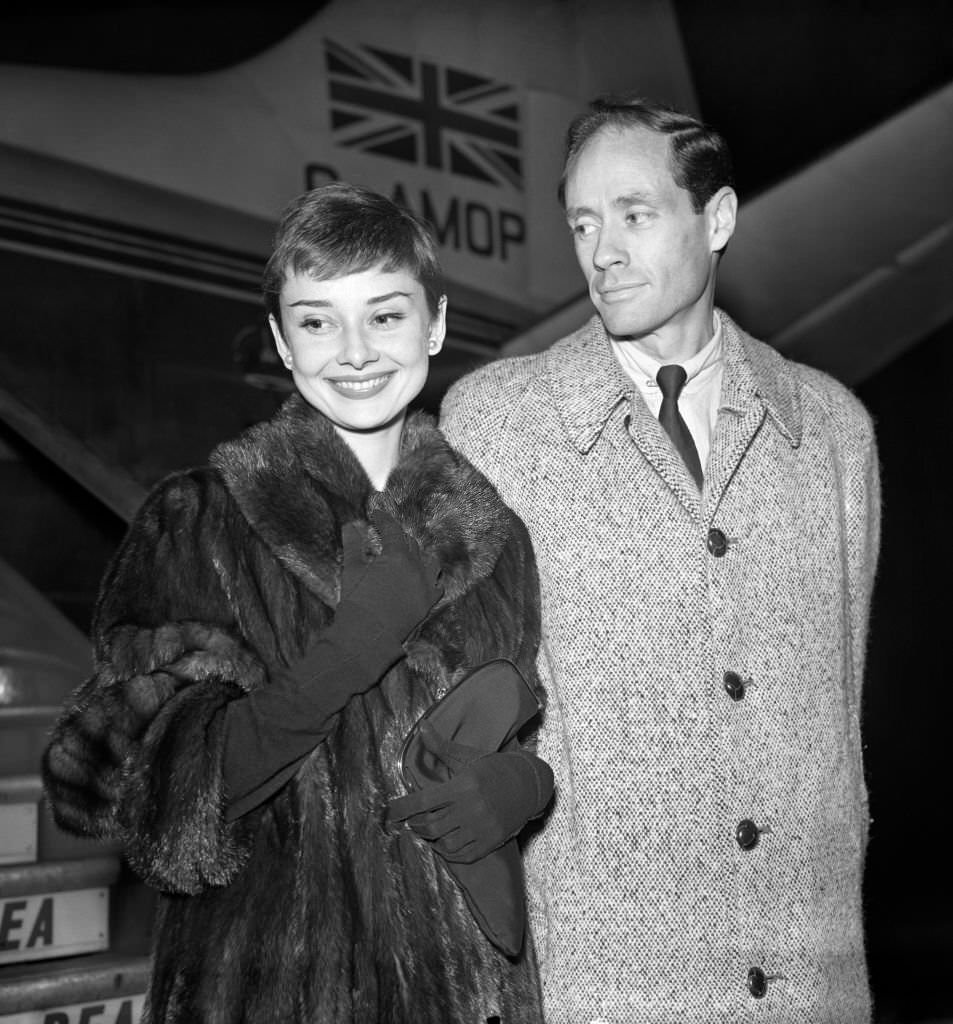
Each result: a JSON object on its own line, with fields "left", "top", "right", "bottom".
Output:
{"left": 389, "top": 718, "right": 553, "bottom": 863}
{"left": 223, "top": 512, "right": 552, "bottom": 861}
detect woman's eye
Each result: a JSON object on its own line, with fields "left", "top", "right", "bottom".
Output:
{"left": 373, "top": 312, "right": 405, "bottom": 327}
{"left": 301, "top": 316, "right": 328, "bottom": 332}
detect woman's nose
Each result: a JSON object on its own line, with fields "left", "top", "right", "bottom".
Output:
{"left": 338, "top": 329, "right": 379, "bottom": 369}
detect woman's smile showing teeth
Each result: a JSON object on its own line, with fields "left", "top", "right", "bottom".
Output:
{"left": 329, "top": 372, "right": 394, "bottom": 397}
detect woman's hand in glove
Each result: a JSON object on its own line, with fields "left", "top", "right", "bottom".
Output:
{"left": 389, "top": 720, "right": 554, "bottom": 863}
{"left": 336, "top": 510, "right": 444, "bottom": 647}
{"left": 223, "top": 512, "right": 443, "bottom": 820}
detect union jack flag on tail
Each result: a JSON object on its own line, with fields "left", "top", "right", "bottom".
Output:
{"left": 325, "top": 39, "right": 523, "bottom": 190}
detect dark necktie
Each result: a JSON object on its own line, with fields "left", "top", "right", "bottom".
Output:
{"left": 656, "top": 364, "right": 703, "bottom": 489}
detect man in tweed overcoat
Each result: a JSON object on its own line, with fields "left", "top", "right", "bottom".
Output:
{"left": 440, "top": 97, "right": 880, "bottom": 1023}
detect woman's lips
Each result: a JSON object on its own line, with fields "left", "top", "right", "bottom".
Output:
{"left": 327, "top": 372, "right": 395, "bottom": 398}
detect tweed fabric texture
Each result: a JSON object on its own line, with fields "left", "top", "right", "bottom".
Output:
{"left": 441, "top": 312, "right": 880, "bottom": 1024}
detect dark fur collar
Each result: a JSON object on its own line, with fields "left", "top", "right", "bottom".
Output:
{"left": 210, "top": 394, "right": 511, "bottom": 606}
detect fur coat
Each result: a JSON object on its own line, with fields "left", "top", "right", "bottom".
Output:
{"left": 43, "top": 394, "right": 545, "bottom": 1024}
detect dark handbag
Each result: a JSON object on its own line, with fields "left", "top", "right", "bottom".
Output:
{"left": 398, "top": 658, "right": 542, "bottom": 956}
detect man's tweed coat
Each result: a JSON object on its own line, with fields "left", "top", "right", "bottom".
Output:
{"left": 440, "top": 311, "right": 880, "bottom": 1024}
{"left": 42, "top": 396, "right": 545, "bottom": 1023}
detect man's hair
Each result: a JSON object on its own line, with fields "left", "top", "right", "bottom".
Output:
{"left": 558, "top": 96, "right": 734, "bottom": 213}
{"left": 263, "top": 182, "right": 444, "bottom": 330}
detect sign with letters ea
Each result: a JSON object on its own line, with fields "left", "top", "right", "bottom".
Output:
{"left": 0, "top": 993, "right": 145, "bottom": 1024}
{"left": 0, "top": 889, "right": 109, "bottom": 965}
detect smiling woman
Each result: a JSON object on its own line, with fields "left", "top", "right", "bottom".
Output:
{"left": 270, "top": 266, "right": 446, "bottom": 487}
{"left": 42, "top": 181, "right": 552, "bottom": 1023}
{"left": 264, "top": 184, "right": 448, "bottom": 486}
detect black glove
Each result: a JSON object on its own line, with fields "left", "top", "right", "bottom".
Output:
{"left": 333, "top": 509, "right": 444, "bottom": 648}
{"left": 224, "top": 512, "right": 443, "bottom": 819}
{"left": 388, "top": 719, "right": 554, "bottom": 863}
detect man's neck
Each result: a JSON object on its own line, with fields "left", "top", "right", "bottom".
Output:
{"left": 611, "top": 303, "right": 716, "bottom": 364}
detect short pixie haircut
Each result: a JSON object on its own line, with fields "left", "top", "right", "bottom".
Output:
{"left": 263, "top": 182, "right": 444, "bottom": 329}
{"left": 558, "top": 95, "right": 734, "bottom": 214}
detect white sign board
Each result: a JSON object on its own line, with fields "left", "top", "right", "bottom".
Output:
{"left": 0, "top": 889, "right": 109, "bottom": 965}
{"left": 0, "top": 804, "right": 37, "bottom": 866}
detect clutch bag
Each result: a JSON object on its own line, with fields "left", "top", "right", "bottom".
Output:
{"left": 398, "top": 658, "right": 541, "bottom": 956}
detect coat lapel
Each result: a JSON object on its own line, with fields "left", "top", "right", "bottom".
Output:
{"left": 703, "top": 326, "right": 766, "bottom": 520}
{"left": 210, "top": 395, "right": 511, "bottom": 608}
{"left": 624, "top": 391, "right": 703, "bottom": 518}
{"left": 544, "top": 312, "right": 804, "bottom": 522}
{"left": 704, "top": 314, "right": 804, "bottom": 520}
{"left": 370, "top": 413, "right": 512, "bottom": 605}
{"left": 545, "top": 316, "right": 701, "bottom": 518}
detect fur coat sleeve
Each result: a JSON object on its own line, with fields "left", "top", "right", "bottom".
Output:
{"left": 43, "top": 468, "right": 291, "bottom": 893}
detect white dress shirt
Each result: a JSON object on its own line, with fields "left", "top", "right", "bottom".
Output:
{"left": 610, "top": 314, "right": 724, "bottom": 476}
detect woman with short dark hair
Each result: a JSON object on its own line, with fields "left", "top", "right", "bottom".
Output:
{"left": 43, "top": 182, "right": 552, "bottom": 1023}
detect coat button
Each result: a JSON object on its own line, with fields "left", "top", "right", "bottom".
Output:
{"left": 723, "top": 671, "right": 746, "bottom": 701}
{"left": 736, "top": 819, "right": 760, "bottom": 850}
{"left": 747, "top": 966, "right": 768, "bottom": 998}
{"left": 707, "top": 527, "right": 728, "bottom": 557}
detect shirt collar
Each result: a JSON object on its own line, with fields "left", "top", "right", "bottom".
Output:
{"left": 544, "top": 309, "right": 802, "bottom": 453}
{"left": 610, "top": 313, "right": 724, "bottom": 392}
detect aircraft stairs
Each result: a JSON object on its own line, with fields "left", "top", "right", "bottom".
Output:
{"left": 0, "top": 557, "right": 153, "bottom": 1024}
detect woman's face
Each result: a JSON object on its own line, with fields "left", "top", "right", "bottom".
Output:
{"left": 270, "top": 263, "right": 446, "bottom": 438}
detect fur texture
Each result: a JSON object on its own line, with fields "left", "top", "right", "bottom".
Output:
{"left": 43, "top": 395, "right": 544, "bottom": 1023}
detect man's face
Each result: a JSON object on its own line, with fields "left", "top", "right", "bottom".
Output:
{"left": 565, "top": 126, "right": 725, "bottom": 345}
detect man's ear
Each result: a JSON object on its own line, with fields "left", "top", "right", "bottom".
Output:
{"left": 707, "top": 186, "right": 737, "bottom": 254}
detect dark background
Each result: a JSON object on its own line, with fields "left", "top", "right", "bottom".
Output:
{"left": 1, "top": 3, "right": 951, "bottom": 1020}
